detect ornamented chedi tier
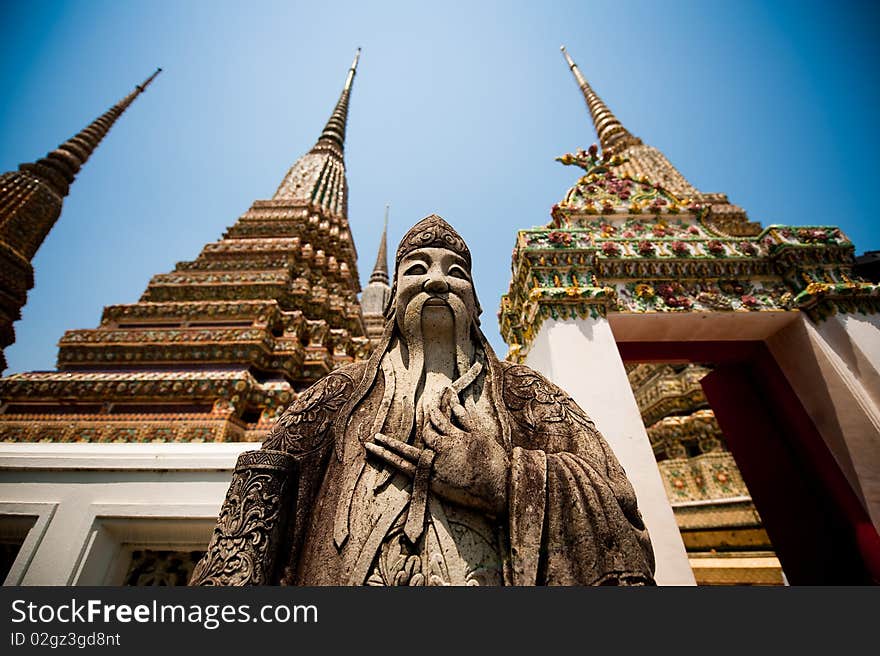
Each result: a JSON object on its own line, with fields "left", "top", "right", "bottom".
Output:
{"left": 0, "top": 51, "right": 372, "bottom": 444}
{"left": 0, "top": 69, "right": 161, "bottom": 372}
{"left": 499, "top": 49, "right": 880, "bottom": 359}
{"left": 626, "top": 363, "right": 783, "bottom": 585}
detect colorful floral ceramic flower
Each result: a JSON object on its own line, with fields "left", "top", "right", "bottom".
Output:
{"left": 601, "top": 242, "right": 620, "bottom": 256}
{"left": 671, "top": 240, "right": 689, "bottom": 255}
{"left": 707, "top": 240, "right": 725, "bottom": 255}
{"left": 548, "top": 231, "right": 573, "bottom": 246}
{"left": 635, "top": 284, "right": 656, "bottom": 299}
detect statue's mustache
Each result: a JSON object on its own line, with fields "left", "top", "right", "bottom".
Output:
{"left": 405, "top": 291, "right": 467, "bottom": 311}
{"left": 400, "top": 291, "right": 469, "bottom": 349}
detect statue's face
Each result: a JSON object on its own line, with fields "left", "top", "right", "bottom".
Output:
{"left": 394, "top": 247, "right": 477, "bottom": 324}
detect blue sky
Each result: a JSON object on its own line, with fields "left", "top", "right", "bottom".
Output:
{"left": 2, "top": 0, "right": 879, "bottom": 373}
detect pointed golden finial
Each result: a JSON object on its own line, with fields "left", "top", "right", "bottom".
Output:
{"left": 135, "top": 67, "right": 162, "bottom": 93}
{"left": 560, "top": 45, "right": 587, "bottom": 88}
{"left": 560, "top": 45, "right": 641, "bottom": 154}
{"left": 315, "top": 49, "right": 361, "bottom": 151}
{"left": 344, "top": 48, "right": 361, "bottom": 92}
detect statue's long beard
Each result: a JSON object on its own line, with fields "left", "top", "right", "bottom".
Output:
{"left": 398, "top": 293, "right": 475, "bottom": 387}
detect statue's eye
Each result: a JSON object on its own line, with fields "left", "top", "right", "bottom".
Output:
{"left": 404, "top": 263, "right": 427, "bottom": 276}
{"left": 449, "top": 266, "right": 469, "bottom": 281}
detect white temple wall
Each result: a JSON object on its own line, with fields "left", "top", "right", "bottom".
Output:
{"left": 767, "top": 314, "right": 880, "bottom": 531}
{"left": 0, "top": 443, "right": 252, "bottom": 585}
{"left": 524, "top": 316, "right": 696, "bottom": 586}
{"left": 816, "top": 312, "right": 880, "bottom": 411}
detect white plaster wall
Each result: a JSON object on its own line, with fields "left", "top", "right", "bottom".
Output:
{"left": 767, "top": 314, "right": 880, "bottom": 531}
{"left": 525, "top": 317, "right": 696, "bottom": 586}
{"left": 818, "top": 312, "right": 880, "bottom": 411}
{"left": 0, "top": 443, "right": 254, "bottom": 585}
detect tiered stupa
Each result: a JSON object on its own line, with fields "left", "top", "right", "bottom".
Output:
{"left": 0, "top": 51, "right": 371, "bottom": 444}
{"left": 500, "top": 46, "right": 876, "bottom": 357}
{"left": 0, "top": 69, "right": 161, "bottom": 372}
{"left": 499, "top": 46, "right": 880, "bottom": 584}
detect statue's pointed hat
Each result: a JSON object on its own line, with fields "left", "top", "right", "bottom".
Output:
{"left": 394, "top": 214, "right": 472, "bottom": 271}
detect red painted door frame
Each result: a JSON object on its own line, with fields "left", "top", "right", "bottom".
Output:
{"left": 618, "top": 340, "right": 880, "bottom": 585}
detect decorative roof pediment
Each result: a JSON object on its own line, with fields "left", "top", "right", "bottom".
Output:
{"left": 554, "top": 146, "right": 699, "bottom": 223}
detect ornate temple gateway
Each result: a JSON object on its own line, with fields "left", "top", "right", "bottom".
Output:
{"left": 0, "top": 51, "right": 374, "bottom": 445}
{"left": 626, "top": 362, "right": 784, "bottom": 584}
{"left": 499, "top": 47, "right": 880, "bottom": 584}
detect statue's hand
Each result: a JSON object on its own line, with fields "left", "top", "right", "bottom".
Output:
{"left": 363, "top": 388, "right": 509, "bottom": 516}
{"left": 424, "top": 388, "right": 509, "bottom": 516}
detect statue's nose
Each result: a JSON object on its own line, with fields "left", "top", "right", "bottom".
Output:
{"left": 424, "top": 276, "right": 449, "bottom": 294}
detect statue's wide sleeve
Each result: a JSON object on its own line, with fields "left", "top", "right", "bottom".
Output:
{"left": 502, "top": 364, "right": 655, "bottom": 586}
{"left": 189, "top": 449, "right": 297, "bottom": 586}
{"left": 189, "top": 366, "right": 361, "bottom": 586}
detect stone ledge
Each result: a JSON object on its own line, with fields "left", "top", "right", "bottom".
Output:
{"left": 0, "top": 442, "right": 256, "bottom": 471}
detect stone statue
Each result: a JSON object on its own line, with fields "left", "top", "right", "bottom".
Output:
{"left": 190, "top": 215, "right": 655, "bottom": 586}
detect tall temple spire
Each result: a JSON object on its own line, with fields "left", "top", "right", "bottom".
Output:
{"left": 369, "top": 204, "right": 389, "bottom": 285}
{"left": 361, "top": 204, "right": 392, "bottom": 344}
{"left": 560, "top": 46, "right": 641, "bottom": 154}
{"left": 20, "top": 68, "right": 162, "bottom": 199}
{"left": 272, "top": 49, "right": 361, "bottom": 217}
{"left": 313, "top": 48, "right": 360, "bottom": 153}
{"left": 559, "top": 45, "right": 700, "bottom": 200}
{"left": 0, "top": 68, "right": 161, "bottom": 371}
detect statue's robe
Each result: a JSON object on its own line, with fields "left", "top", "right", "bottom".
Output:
{"left": 190, "top": 349, "right": 655, "bottom": 586}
